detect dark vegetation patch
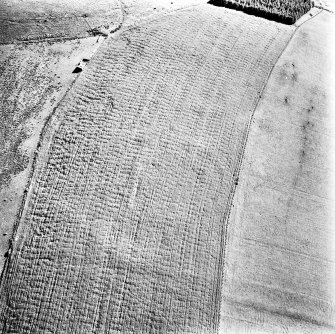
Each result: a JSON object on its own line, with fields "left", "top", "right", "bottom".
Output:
{"left": 0, "top": 47, "right": 58, "bottom": 187}
{"left": 208, "top": 0, "right": 313, "bottom": 24}
{"left": 72, "top": 66, "right": 82, "bottom": 73}
{"left": 72, "top": 58, "right": 90, "bottom": 73}
{"left": 87, "top": 27, "right": 108, "bottom": 37}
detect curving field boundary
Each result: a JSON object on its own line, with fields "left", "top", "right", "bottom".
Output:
{"left": 0, "top": 5, "right": 294, "bottom": 333}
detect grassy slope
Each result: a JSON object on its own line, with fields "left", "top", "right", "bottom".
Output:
{"left": 0, "top": 37, "right": 104, "bottom": 278}
{"left": 0, "top": 5, "right": 293, "bottom": 333}
{"left": 0, "top": 0, "right": 121, "bottom": 43}
{"left": 220, "top": 9, "right": 335, "bottom": 333}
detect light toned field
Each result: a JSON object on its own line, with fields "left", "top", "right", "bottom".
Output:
{"left": 0, "top": 36, "right": 104, "bottom": 277}
{"left": 0, "top": 0, "right": 121, "bottom": 43}
{"left": 1, "top": 0, "right": 335, "bottom": 333}
{"left": 220, "top": 10, "right": 335, "bottom": 334}
{"left": 0, "top": 4, "right": 295, "bottom": 333}
{"left": 0, "top": 0, "right": 206, "bottom": 278}
{"left": 0, "top": 0, "right": 206, "bottom": 43}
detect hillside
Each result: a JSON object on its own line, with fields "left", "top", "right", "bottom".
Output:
{"left": 0, "top": 0, "right": 334, "bottom": 333}
{"left": 221, "top": 9, "right": 335, "bottom": 333}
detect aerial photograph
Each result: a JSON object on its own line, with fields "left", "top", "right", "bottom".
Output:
{"left": 0, "top": 0, "right": 334, "bottom": 333}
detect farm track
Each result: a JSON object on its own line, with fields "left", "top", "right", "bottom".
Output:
{"left": 0, "top": 5, "right": 294, "bottom": 333}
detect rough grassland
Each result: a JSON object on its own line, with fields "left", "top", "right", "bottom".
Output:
{"left": 210, "top": 0, "right": 312, "bottom": 24}
{"left": 0, "top": 37, "right": 104, "bottom": 277}
{"left": 0, "top": 0, "right": 121, "bottom": 43}
{"left": 220, "top": 10, "right": 335, "bottom": 333}
{"left": 0, "top": 5, "right": 293, "bottom": 333}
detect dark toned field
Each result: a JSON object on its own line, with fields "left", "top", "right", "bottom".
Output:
{"left": 210, "top": 0, "right": 313, "bottom": 24}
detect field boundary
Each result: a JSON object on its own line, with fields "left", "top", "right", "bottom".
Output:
{"left": 0, "top": 34, "right": 110, "bottom": 289}
{"left": 0, "top": 6, "right": 314, "bottom": 332}
{"left": 0, "top": 0, "right": 129, "bottom": 283}
{"left": 216, "top": 8, "right": 325, "bottom": 332}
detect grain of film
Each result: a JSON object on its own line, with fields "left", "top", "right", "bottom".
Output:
{"left": 0, "top": 5, "right": 294, "bottom": 334}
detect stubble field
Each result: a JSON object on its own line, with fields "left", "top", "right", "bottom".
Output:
{"left": 0, "top": 36, "right": 105, "bottom": 277}
{"left": 211, "top": 0, "right": 313, "bottom": 24}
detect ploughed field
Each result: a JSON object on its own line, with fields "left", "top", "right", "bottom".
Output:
{"left": 0, "top": 5, "right": 294, "bottom": 334}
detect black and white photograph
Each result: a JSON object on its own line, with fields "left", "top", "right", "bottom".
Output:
{"left": 0, "top": 0, "right": 334, "bottom": 332}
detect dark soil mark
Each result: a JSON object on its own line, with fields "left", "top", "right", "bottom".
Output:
{"left": 299, "top": 118, "right": 314, "bottom": 164}
{"left": 72, "top": 58, "right": 90, "bottom": 73}
{"left": 306, "top": 105, "right": 314, "bottom": 113}
{"left": 278, "top": 62, "right": 299, "bottom": 86}
{"left": 72, "top": 67, "right": 82, "bottom": 73}
{"left": 87, "top": 27, "right": 108, "bottom": 37}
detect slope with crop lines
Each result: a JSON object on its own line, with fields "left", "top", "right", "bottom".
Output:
{"left": 210, "top": 0, "right": 313, "bottom": 24}
{"left": 0, "top": 5, "right": 293, "bottom": 333}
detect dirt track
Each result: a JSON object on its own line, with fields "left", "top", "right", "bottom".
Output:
{"left": 0, "top": 5, "right": 295, "bottom": 333}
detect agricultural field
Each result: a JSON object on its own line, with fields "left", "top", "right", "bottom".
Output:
{"left": 0, "top": 0, "right": 121, "bottom": 43}
{"left": 0, "top": 3, "right": 295, "bottom": 333}
{"left": 0, "top": 36, "right": 105, "bottom": 278}
{"left": 0, "top": 0, "right": 334, "bottom": 333}
{"left": 220, "top": 9, "right": 335, "bottom": 333}
{"left": 211, "top": 0, "right": 313, "bottom": 24}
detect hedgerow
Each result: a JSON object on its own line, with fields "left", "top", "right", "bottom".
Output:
{"left": 209, "top": 0, "right": 313, "bottom": 24}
